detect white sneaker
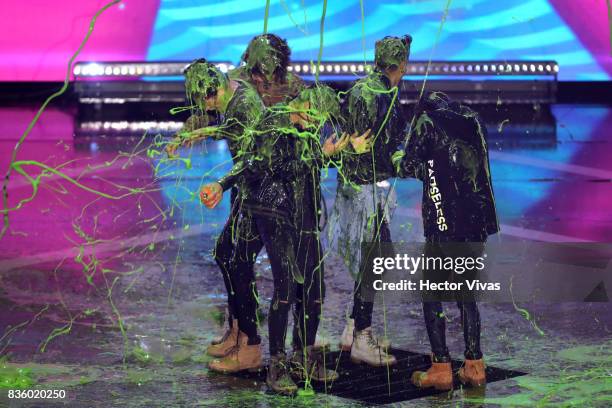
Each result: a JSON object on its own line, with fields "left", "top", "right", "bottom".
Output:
{"left": 350, "top": 327, "right": 397, "bottom": 367}
{"left": 378, "top": 334, "right": 392, "bottom": 350}
{"left": 339, "top": 318, "right": 355, "bottom": 351}
{"left": 340, "top": 318, "right": 392, "bottom": 351}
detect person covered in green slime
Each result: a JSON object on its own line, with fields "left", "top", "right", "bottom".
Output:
{"left": 327, "top": 35, "right": 412, "bottom": 367}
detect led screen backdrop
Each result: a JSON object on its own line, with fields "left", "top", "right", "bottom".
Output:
{"left": 1, "top": 0, "right": 610, "bottom": 81}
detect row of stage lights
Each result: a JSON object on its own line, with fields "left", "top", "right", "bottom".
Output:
{"left": 288, "top": 61, "right": 559, "bottom": 75}
{"left": 80, "top": 121, "right": 185, "bottom": 132}
{"left": 73, "top": 61, "right": 558, "bottom": 78}
{"left": 73, "top": 62, "right": 236, "bottom": 77}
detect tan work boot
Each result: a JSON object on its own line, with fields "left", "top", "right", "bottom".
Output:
{"left": 206, "top": 325, "right": 239, "bottom": 358}
{"left": 411, "top": 359, "right": 453, "bottom": 391}
{"left": 458, "top": 358, "right": 486, "bottom": 387}
{"left": 350, "top": 328, "right": 397, "bottom": 367}
{"left": 208, "top": 332, "right": 262, "bottom": 373}
{"left": 210, "top": 308, "right": 232, "bottom": 344}
{"left": 291, "top": 346, "right": 339, "bottom": 382}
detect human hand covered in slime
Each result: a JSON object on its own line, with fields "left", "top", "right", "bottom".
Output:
{"left": 165, "top": 139, "right": 181, "bottom": 158}
{"left": 166, "top": 126, "right": 218, "bottom": 158}
{"left": 322, "top": 132, "right": 351, "bottom": 156}
{"left": 350, "top": 129, "right": 373, "bottom": 154}
{"left": 200, "top": 182, "right": 223, "bottom": 208}
{"left": 165, "top": 130, "right": 192, "bottom": 158}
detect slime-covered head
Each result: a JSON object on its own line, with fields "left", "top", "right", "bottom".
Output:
{"left": 183, "top": 58, "right": 229, "bottom": 112}
{"left": 241, "top": 34, "right": 290, "bottom": 83}
{"left": 374, "top": 35, "right": 412, "bottom": 70}
{"left": 291, "top": 84, "right": 341, "bottom": 128}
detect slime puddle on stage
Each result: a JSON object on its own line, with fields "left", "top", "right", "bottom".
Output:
{"left": 0, "top": 103, "right": 611, "bottom": 406}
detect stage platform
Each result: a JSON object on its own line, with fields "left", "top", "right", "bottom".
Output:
{"left": 230, "top": 348, "right": 525, "bottom": 405}
{"left": 0, "top": 96, "right": 610, "bottom": 407}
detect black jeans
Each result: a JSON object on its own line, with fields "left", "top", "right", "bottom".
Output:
{"left": 422, "top": 240, "right": 484, "bottom": 362}
{"left": 214, "top": 195, "right": 322, "bottom": 354}
{"left": 213, "top": 198, "right": 262, "bottom": 341}
{"left": 213, "top": 192, "right": 239, "bottom": 326}
{"left": 253, "top": 214, "right": 300, "bottom": 356}
{"left": 351, "top": 204, "right": 392, "bottom": 331}
{"left": 292, "top": 208, "right": 325, "bottom": 350}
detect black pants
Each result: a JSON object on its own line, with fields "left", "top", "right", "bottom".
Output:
{"left": 351, "top": 204, "right": 392, "bottom": 331}
{"left": 213, "top": 194, "right": 239, "bottom": 326}
{"left": 215, "top": 204, "right": 304, "bottom": 356}
{"left": 291, "top": 211, "right": 325, "bottom": 350}
{"left": 253, "top": 213, "right": 300, "bottom": 356}
{"left": 422, "top": 240, "right": 484, "bottom": 362}
{"left": 213, "top": 198, "right": 262, "bottom": 340}
{"left": 214, "top": 194, "right": 323, "bottom": 354}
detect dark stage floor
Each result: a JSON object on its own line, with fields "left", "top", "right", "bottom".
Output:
{"left": 0, "top": 103, "right": 611, "bottom": 407}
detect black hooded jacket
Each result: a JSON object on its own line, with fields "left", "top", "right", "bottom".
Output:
{"left": 399, "top": 92, "right": 499, "bottom": 241}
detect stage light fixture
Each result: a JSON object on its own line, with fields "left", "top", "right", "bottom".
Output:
{"left": 80, "top": 121, "right": 184, "bottom": 133}
{"left": 72, "top": 60, "right": 559, "bottom": 82}
{"left": 92, "top": 63, "right": 104, "bottom": 76}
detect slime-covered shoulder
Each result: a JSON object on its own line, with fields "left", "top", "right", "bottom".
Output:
{"left": 345, "top": 73, "right": 389, "bottom": 134}
{"left": 223, "top": 81, "right": 265, "bottom": 138}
